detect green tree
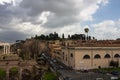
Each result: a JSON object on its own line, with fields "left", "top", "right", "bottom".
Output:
{"left": 62, "top": 33, "right": 65, "bottom": 39}
{"left": 0, "top": 68, "right": 6, "bottom": 80}
{"left": 49, "top": 33, "right": 54, "bottom": 40}
{"left": 68, "top": 34, "right": 71, "bottom": 39}
{"left": 54, "top": 32, "right": 59, "bottom": 40}
{"left": 84, "top": 28, "right": 89, "bottom": 40}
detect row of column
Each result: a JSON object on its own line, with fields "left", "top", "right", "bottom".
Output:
{"left": 3, "top": 45, "right": 10, "bottom": 54}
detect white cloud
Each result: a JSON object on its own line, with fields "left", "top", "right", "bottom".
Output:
{"left": 2, "top": 0, "right": 119, "bottom": 42}
{"left": 37, "top": 11, "right": 51, "bottom": 25}
{"left": 92, "top": 19, "right": 120, "bottom": 39}
{"left": 19, "top": 0, "right": 109, "bottom": 27}
{"left": 0, "top": 0, "right": 11, "bottom": 4}
{"left": 79, "top": 4, "right": 99, "bottom": 21}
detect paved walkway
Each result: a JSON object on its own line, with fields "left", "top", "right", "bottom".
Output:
{"left": 58, "top": 70, "right": 118, "bottom": 80}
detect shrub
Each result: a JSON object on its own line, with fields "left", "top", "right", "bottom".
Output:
{"left": 109, "top": 60, "right": 119, "bottom": 68}
{"left": 0, "top": 68, "right": 6, "bottom": 80}
{"left": 9, "top": 67, "right": 18, "bottom": 75}
{"left": 43, "top": 71, "right": 57, "bottom": 80}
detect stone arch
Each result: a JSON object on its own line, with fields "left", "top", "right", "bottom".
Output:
{"left": 9, "top": 67, "right": 19, "bottom": 73}
{"left": 9, "top": 67, "right": 19, "bottom": 80}
{"left": 104, "top": 54, "right": 111, "bottom": 58}
{"left": 114, "top": 54, "right": 120, "bottom": 58}
{"left": 94, "top": 54, "right": 101, "bottom": 59}
{"left": 71, "top": 53, "right": 73, "bottom": 57}
{"left": 83, "top": 54, "right": 90, "bottom": 59}
{"left": 22, "top": 69, "right": 32, "bottom": 80}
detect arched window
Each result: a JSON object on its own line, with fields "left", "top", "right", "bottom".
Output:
{"left": 83, "top": 55, "right": 90, "bottom": 59}
{"left": 63, "top": 52, "right": 64, "bottom": 55}
{"left": 114, "top": 54, "right": 120, "bottom": 58}
{"left": 104, "top": 54, "right": 111, "bottom": 58}
{"left": 71, "top": 53, "right": 73, "bottom": 57}
{"left": 94, "top": 54, "right": 101, "bottom": 59}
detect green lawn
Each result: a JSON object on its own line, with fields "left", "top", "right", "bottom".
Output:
{"left": 0, "top": 68, "right": 6, "bottom": 80}
{"left": 43, "top": 71, "right": 57, "bottom": 80}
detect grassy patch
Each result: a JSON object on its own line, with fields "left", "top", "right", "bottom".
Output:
{"left": 43, "top": 71, "right": 57, "bottom": 80}
{"left": 9, "top": 67, "right": 18, "bottom": 75}
{"left": 0, "top": 68, "right": 6, "bottom": 80}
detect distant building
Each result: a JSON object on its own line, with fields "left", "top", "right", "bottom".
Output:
{"left": 53, "top": 39, "right": 120, "bottom": 70}
{"left": 48, "top": 40, "right": 62, "bottom": 58}
{"left": 62, "top": 46, "right": 120, "bottom": 70}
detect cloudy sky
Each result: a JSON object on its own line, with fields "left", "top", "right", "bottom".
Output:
{"left": 0, "top": 0, "right": 120, "bottom": 42}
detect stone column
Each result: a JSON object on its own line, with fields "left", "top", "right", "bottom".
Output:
{"left": 5, "top": 46, "right": 7, "bottom": 54}
{"left": 5, "top": 45, "right": 10, "bottom": 54}
{"left": 6, "top": 67, "right": 9, "bottom": 80}
{"left": 6, "top": 46, "right": 8, "bottom": 54}
{"left": 5, "top": 46, "right": 6, "bottom": 54}
{"left": 4, "top": 45, "right": 5, "bottom": 54}
{"left": 8, "top": 45, "right": 10, "bottom": 54}
{"left": 3, "top": 45, "right": 7, "bottom": 54}
{"left": 19, "top": 68, "right": 22, "bottom": 80}
{"left": 5, "top": 61, "right": 9, "bottom": 80}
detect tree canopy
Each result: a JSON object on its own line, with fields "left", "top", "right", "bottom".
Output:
{"left": 34, "top": 32, "right": 93, "bottom": 40}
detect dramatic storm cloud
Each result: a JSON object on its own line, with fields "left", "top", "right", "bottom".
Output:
{"left": 0, "top": 0, "right": 120, "bottom": 42}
